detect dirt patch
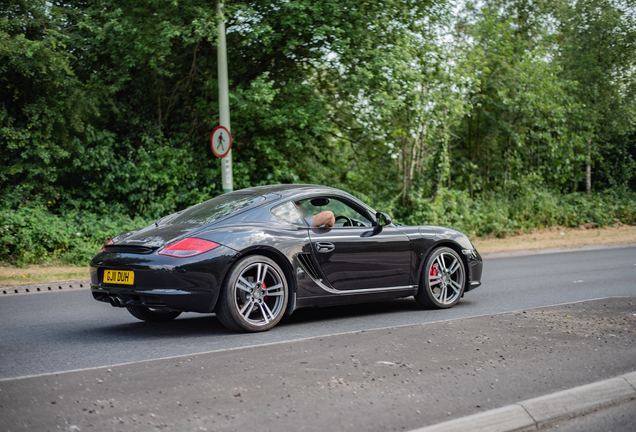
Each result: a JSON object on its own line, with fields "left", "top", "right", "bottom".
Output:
{"left": 523, "top": 303, "right": 636, "bottom": 339}
{"left": 0, "top": 264, "right": 88, "bottom": 287}
{"left": 472, "top": 224, "right": 636, "bottom": 254}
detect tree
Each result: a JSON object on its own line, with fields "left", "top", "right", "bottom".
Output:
{"left": 556, "top": 0, "right": 636, "bottom": 193}
{"left": 2, "top": 0, "right": 635, "bottom": 227}
{"left": 0, "top": 0, "right": 95, "bottom": 207}
{"left": 453, "top": 1, "right": 582, "bottom": 194}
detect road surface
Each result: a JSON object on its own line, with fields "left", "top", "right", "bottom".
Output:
{"left": 0, "top": 247, "right": 635, "bottom": 431}
{"left": 1, "top": 246, "right": 634, "bottom": 379}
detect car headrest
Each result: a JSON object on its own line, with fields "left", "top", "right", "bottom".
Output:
{"left": 310, "top": 198, "right": 330, "bottom": 207}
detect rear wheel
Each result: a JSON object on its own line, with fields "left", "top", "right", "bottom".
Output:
{"left": 126, "top": 306, "right": 182, "bottom": 323}
{"left": 216, "top": 255, "right": 288, "bottom": 332}
{"left": 415, "top": 247, "right": 465, "bottom": 309}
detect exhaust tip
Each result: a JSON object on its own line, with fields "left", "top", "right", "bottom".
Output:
{"left": 109, "top": 295, "right": 124, "bottom": 307}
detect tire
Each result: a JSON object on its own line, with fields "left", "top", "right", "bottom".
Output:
{"left": 415, "top": 247, "right": 465, "bottom": 309}
{"left": 126, "top": 305, "right": 182, "bottom": 323}
{"left": 216, "top": 255, "right": 288, "bottom": 332}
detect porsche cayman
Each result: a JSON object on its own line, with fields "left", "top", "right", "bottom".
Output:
{"left": 90, "top": 184, "right": 483, "bottom": 332}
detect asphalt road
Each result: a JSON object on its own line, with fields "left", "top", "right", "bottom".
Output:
{"left": 1, "top": 246, "right": 635, "bottom": 380}
{"left": 1, "top": 246, "right": 635, "bottom": 432}
{"left": 2, "top": 293, "right": 635, "bottom": 431}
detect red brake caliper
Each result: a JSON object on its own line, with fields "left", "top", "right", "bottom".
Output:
{"left": 430, "top": 265, "right": 438, "bottom": 278}
{"left": 262, "top": 282, "right": 267, "bottom": 301}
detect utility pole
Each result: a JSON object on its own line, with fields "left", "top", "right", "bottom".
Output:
{"left": 217, "top": 1, "right": 233, "bottom": 193}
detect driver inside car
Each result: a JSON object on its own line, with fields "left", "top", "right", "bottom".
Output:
{"left": 295, "top": 202, "right": 335, "bottom": 228}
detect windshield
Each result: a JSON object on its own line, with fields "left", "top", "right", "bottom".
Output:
{"left": 166, "top": 194, "right": 265, "bottom": 225}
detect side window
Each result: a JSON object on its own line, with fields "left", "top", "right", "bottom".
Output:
{"left": 271, "top": 201, "right": 306, "bottom": 226}
{"left": 296, "top": 197, "right": 372, "bottom": 227}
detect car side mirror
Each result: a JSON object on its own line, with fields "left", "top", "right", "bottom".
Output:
{"left": 376, "top": 212, "right": 392, "bottom": 226}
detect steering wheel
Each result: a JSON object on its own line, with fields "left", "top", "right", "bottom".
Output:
{"left": 350, "top": 218, "right": 365, "bottom": 227}
{"left": 335, "top": 215, "right": 353, "bottom": 227}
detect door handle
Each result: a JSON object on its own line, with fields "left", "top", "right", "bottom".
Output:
{"left": 315, "top": 242, "right": 335, "bottom": 253}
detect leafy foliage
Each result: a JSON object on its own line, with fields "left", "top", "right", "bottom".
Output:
{"left": 392, "top": 186, "right": 636, "bottom": 237}
{"left": 0, "top": 204, "right": 152, "bottom": 266}
{"left": 1, "top": 0, "right": 636, "bottom": 266}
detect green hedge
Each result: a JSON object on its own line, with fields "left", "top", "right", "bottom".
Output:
{"left": 0, "top": 205, "right": 152, "bottom": 266}
{"left": 392, "top": 188, "right": 636, "bottom": 236}
{"left": 2, "top": 188, "right": 635, "bottom": 267}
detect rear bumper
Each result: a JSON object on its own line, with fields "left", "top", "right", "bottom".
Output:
{"left": 91, "top": 284, "right": 217, "bottom": 313}
{"left": 89, "top": 246, "right": 238, "bottom": 313}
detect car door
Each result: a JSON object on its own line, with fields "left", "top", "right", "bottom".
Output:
{"left": 298, "top": 197, "right": 411, "bottom": 291}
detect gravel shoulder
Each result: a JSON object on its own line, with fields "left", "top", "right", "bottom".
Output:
{"left": 472, "top": 224, "right": 636, "bottom": 254}
{"left": 2, "top": 296, "right": 634, "bottom": 432}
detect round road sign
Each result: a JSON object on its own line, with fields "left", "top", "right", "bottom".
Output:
{"left": 210, "top": 125, "right": 232, "bottom": 158}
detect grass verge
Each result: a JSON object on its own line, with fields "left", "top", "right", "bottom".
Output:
{"left": 0, "top": 265, "right": 89, "bottom": 287}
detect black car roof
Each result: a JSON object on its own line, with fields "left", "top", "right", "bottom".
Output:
{"left": 220, "top": 184, "right": 376, "bottom": 220}
{"left": 220, "top": 184, "right": 378, "bottom": 220}
{"left": 226, "top": 184, "right": 343, "bottom": 199}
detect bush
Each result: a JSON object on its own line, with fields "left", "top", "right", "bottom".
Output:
{"left": 391, "top": 187, "right": 636, "bottom": 236}
{"left": 0, "top": 204, "right": 152, "bottom": 266}
{"left": 2, "top": 187, "right": 635, "bottom": 266}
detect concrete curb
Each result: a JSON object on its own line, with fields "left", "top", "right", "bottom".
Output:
{"left": 410, "top": 371, "right": 636, "bottom": 432}
{"left": 1, "top": 280, "right": 90, "bottom": 295}
{"left": 480, "top": 242, "right": 636, "bottom": 260}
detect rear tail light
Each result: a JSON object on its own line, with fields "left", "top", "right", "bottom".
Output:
{"left": 101, "top": 238, "right": 114, "bottom": 251}
{"left": 158, "top": 238, "right": 220, "bottom": 258}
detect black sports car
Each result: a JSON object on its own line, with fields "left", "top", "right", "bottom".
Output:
{"left": 90, "top": 184, "right": 483, "bottom": 332}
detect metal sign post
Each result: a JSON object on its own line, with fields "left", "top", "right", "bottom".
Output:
{"left": 217, "top": 1, "right": 233, "bottom": 193}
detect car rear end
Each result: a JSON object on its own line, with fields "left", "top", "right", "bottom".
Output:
{"left": 90, "top": 191, "right": 280, "bottom": 315}
{"left": 90, "top": 239, "right": 238, "bottom": 313}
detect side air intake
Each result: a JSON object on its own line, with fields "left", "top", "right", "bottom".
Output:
{"left": 297, "top": 253, "right": 321, "bottom": 281}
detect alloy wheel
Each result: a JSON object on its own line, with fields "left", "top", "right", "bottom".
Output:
{"left": 233, "top": 262, "right": 286, "bottom": 327}
{"left": 427, "top": 251, "right": 465, "bottom": 305}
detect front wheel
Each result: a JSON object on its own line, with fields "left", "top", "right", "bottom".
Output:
{"left": 415, "top": 247, "right": 465, "bottom": 309}
{"left": 216, "top": 255, "right": 288, "bottom": 332}
{"left": 126, "top": 306, "right": 182, "bottom": 323}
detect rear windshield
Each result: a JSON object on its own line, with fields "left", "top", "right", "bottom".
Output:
{"left": 166, "top": 194, "right": 265, "bottom": 225}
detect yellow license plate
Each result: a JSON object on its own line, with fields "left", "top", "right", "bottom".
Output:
{"left": 104, "top": 270, "right": 134, "bottom": 285}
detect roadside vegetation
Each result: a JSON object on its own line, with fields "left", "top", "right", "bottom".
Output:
{"left": 2, "top": 0, "right": 636, "bottom": 267}
{"left": 2, "top": 188, "right": 635, "bottom": 267}
{"left": 0, "top": 264, "right": 88, "bottom": 287}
